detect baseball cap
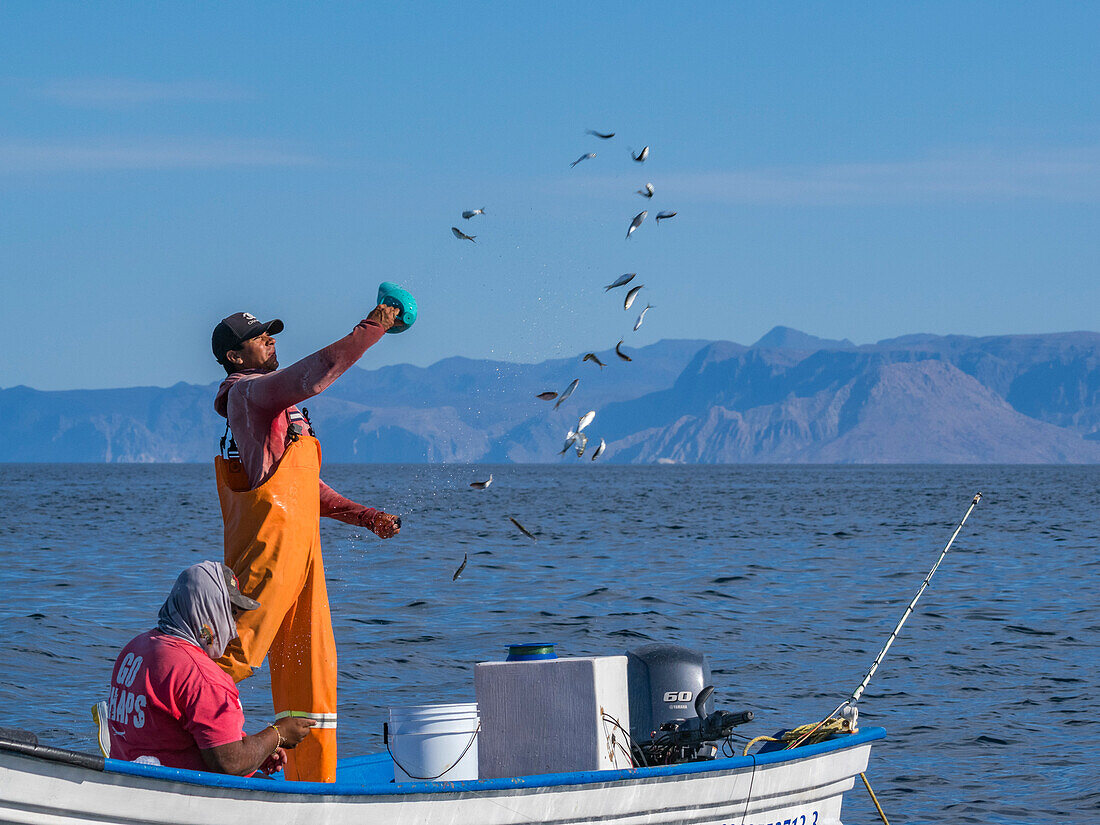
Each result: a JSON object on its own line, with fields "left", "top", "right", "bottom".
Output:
{"left": 212, "top": 312, "right": 284, "bottom": 364}
{"left": 220, "top": 563, "right": 260, "bottom": 611}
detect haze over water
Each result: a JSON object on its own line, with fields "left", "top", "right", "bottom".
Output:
{"left": 0, "top": 463, "right": 1095, "bottom": 823}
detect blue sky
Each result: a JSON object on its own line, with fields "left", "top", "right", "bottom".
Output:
{"left": 2, "top": 2, "right": 1097, "bottom": 390}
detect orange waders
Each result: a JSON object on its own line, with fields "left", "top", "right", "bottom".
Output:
{"left": 214, "top": 434, "right": 338, "bottom": 782}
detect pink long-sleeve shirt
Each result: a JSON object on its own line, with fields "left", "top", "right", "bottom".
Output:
{"left": 214, "top": 318, "right": 387, "bottom": 529}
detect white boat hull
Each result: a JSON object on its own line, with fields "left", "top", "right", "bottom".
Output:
{"left": 0, "top": 728, "right": 884, "bottom": 825}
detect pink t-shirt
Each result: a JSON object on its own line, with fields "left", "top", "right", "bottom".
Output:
{"left": 107, "top": 630, "right": 245, "bottom": 771}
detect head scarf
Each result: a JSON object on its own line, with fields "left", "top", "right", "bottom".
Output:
{"left": 156, "top": 561, "right": 237, "bottom": 659}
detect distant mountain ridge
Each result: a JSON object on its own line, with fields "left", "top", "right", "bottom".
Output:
{"left": 3, "top": 328, "right": 1099, "bottom": 463}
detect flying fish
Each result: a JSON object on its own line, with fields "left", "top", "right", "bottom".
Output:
{"left": 615, "top": 340, "right": 632, "bottom": 362}
{"left": 631, "top": 146, "right": 649, "bottom": 162}
{"left": 655, "top": 211, "right": 677, "bottom": 224}
{"left": 636, "top": 183, "right": 654, "bottom": 199}
{"left": 626, "top": 211, "right": 647, "bottom": 240}
{"left": 624, "top": 284, "right": 644, "bottom": 310}
{"left": 591, "top": 438, "right": 606, "bottom": 461}
{"left": 586, "top": 130, "right": 615, "bottom": 139}
{"left": 577, "top": 410, "right": 596, "bottom": 432}
{"left": 583, "top": 353, "right": 606, "bottom": 369}
{"left": 574, "top": 432, "right": 589, "bottom": 458}
{"left": 462, "top": 208, "right": 486, "bottom": 219}
{"left": 571, "top": 153, "right": 596, "bottom": 168}
{"left": 469, "top": 474, "right": 493, "bottom": 489}
{"left": 554, "top": 378, "right": 580, "bottom": 409}
{"left": 559, "top": 429, "right": 578, "bottom": 454}
{"left": 604, "top": 273, "right": 636, "bottom": 291}
{"left": 634, "top": 304, "right": 652, "bottom": 331}
{"left": 451, "top": 227, "right": 476, "bottom": 243}
{"left": 536, "top": 391, "right": 559, "bottom": 401}
{"left": 452, "top": 553, "right": 468, "bottom": 581}
{"left": 509, "top": 516, "right": 538, "bottom": 541}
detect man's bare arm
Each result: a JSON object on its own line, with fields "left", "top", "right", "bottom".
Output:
{"left": 200, "top": 716, "right": 315, "bottom": 776}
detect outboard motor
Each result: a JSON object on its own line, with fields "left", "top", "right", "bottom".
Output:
{"left": 627, "top": 643, "right": 753, "bottom": 765}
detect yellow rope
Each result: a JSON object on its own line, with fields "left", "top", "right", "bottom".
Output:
{"left": 742, "top": 735, "right": 778, "bottom": 756}
{"left": 742, "top": 717, "right": 852, "bottom": 756}
{"left": 861, "top": 772, "right": 891, "bottom": 825}
{"left": 782, "top": 717, "right": 850, "bottom": 745}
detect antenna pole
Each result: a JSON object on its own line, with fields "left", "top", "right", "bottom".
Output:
{"left": 787, "top": 492, "right": 982, "bottom": 749}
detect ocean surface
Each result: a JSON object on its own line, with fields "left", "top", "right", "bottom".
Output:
{"left": 0, "top": 464, "right": 1096, "bottom": 823}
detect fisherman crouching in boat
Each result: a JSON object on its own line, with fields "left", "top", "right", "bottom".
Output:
{"left": 106, "top": 561, "right": 315, "bottom": 775}
{"left": 210, "top": 306, "right": 402, "bottom": 782}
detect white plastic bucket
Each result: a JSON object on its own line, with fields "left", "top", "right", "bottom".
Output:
{"left": 387, "top": 702, "right": 480, "bottom": 783}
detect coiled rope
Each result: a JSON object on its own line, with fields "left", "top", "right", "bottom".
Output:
{"left": 742, "top": 719, "right": 889, "bottom": 825}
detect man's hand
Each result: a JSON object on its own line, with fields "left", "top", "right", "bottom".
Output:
{"left": 275, "top": 716, "right": 317, "bottom": 749}
{"left": 372, "top": 512, "right": 401, "bottom": 539}
{"left": 367, "top": 303, "right": 400, "bottom": 331}
{"left": 259, "top": 749, "right": 288, "bottom": 775}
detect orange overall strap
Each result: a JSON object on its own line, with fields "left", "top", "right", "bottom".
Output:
{"left": 214, "top": 435, "right": 337, "bottom": 782}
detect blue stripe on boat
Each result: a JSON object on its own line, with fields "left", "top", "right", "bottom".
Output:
{"left": 103, "top": 726, "right": 885, "bottom": 796}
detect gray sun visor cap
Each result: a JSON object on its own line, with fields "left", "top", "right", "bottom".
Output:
{"left": 211, "top": 312, "right": 284, "bottom": 362}
{"left": 220, "top": 563, "right": 260, "bottom": 611}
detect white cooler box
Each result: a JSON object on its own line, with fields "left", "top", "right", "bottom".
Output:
{"left": 474, "top": 655, "right": 632, "bottom": 779}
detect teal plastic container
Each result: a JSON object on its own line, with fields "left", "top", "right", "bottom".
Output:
{"left": 377, "top": 281, "right": 418, "bottom": 334}
{"left": 506, "top": 643, "right": 557, "bottom": 661}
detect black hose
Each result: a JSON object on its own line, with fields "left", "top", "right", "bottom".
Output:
{"left": 0, "top": 734, "right": 105, "bottom": 772}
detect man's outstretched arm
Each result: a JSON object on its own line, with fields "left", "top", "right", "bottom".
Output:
{"left": 320, "top": 480, "right": 401, "bottom": 538}
{"left": 236, "top": 307, "right": 396, "bottom": 414}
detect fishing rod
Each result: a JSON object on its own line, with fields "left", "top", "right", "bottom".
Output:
{"left": 786, "top": 492, "right": 983, "bottom": 750}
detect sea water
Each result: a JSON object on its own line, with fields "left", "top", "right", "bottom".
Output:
{"left": 0, "top": 463, "right": 1096, "bottom": 823}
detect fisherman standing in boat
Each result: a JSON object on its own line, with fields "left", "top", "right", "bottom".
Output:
{"left": 211, "top": 305, "right": 402, "bottom": 782}
{"left": 106, "top": 561, "right": 315, "bottom": 775}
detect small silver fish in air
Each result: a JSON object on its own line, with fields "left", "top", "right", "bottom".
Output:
{"left": 469, "top": 473, "right": 493, "bottom": 489}
{"left": 575, "top": 432, "right": 589, "bottom": 458}
{"left": 554, "top": 378, "right": 580, "bottom": 409}
{"left": 451, "top": 226, "right": 476, "bottom": 243}
{"left": 583, "top": 353, "right": 606, "bottom": 369}
{"left": 571, "top": 152, "right": 596, "bottom": 168}
{"left": 509, "top": 516, "right": 538, "bottom": 541}
{"left": 605, "top": 273, "right": 636, "bottom": 291}
{"left": 586, "top": 130, "right": 615, "bottom": 139}
{"left": 636, "top": 183, "right": 654, "bottom": 199}
{"left": 626, "top": 211, "right": 647, "bottom": 240}
{"left": 634, "top": 304, "right": 652, "bottom": 331}
{"left": 631, "top": 146, "right": 649, "bottom": 162}
{"left": 452, "top": 553, "right": 468, "bottom": 581}
{"left": 462, "top": 208, "right": 485, "bottom": 219}
{"left": 559, "top": 428, "right": 578, "bottom": 454}
{"left": 655, "top": 211, "right": 677, "bottom": 224}
{"left": 624, "top": 284, "right": 644, "bottom": 310}
{"left": 577, "top": 410, "right": 595, "bottom": 432}
{"left": 536, "top": 391, "right": 559, "bottom": 401}
{"left": 591, "top": 438, "right": 606, "bottom": 461}
{"left": 615, "top": 340, "right": 632, "bottom": 362}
